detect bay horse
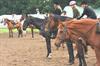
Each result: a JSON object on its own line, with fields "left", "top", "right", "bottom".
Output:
{"left": 22, "top": 14, "right": 73, "bottom": 59}
{"left": 54, "top": 18, "right": 100, "bottom": 66}
{"left": 3, "top": 18, "right": 23, "bottom": 38}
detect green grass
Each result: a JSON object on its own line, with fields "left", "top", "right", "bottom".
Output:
{"left": 0, "top": 28, "right": 39, "bottom": 33}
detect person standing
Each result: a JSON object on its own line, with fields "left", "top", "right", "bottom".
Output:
{"left": 62, "top": 1, "right": 81, "bottom": 65}
{"left": 78, "top": 1, "right": 97, "bottom": 19}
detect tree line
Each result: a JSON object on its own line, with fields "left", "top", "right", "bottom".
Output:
{"left": 0, "top": 0, "right": 99, "bottom": 15}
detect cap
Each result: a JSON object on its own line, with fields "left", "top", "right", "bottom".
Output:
{"left": 69, "top": 1, "right": 76, "bottom": 6}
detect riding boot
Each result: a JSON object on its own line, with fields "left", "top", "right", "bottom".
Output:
{"left": 66, "top": 39, "right": 74, "bottom": 65}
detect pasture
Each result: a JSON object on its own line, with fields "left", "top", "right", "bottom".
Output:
{"left": 0, "top": 32, "right": 96, "bottom": 66}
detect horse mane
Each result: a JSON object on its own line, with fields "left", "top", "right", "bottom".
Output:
{"left": 28, "top": 16, "right": 46, "bottom": 21}
{"left": 25, "top": 16, "right": 47, "bottom": 29}
{"left": 5, "top": 18, "right": 11, "bottom": 21}
{"left": 4, "top": 18, "right": 14, "bottom": 23}
{"left": 66, "top": 18, "right": 98, "bottom": 29}
{"left": 49, "top": 14, "right": 73, "bottom": 23}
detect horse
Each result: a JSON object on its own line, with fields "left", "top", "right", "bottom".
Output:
{"left": 22, "top": 13, "right": 74, "bottom": 59}
{"left": 2, "top": 18, "right": 23, "bottom": 38}
{"left": 54, "top": 18, "right": 100, "bottom": 66}
{"left": 23, "top": 15, "right": 53, "bottom": 57}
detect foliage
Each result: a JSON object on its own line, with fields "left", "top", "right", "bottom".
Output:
{"left": 0, "top": 0, "right": 99, "bottom": 15}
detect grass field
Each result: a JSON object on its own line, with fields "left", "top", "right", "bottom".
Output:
{"left": 0, "top": 28, "right": 39, "bottom": 33}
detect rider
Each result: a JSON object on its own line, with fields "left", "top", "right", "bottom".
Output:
{"left": 78, "top": 1, "right": 97, "bottom": 19}
{"left": 11, "top": 14, "right": 17, "bottom": 25}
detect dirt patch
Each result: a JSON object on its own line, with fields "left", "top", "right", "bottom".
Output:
{"left": 0, "top": 33, "right": 96, "bottom": 66}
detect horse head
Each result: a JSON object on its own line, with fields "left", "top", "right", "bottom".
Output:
{"left": 54, "top": 22, "right": 69, "bottom": 48}
{"left": 2, "top": 18, "right": 10, "bottom": 25}
{"left": 23, "top": 17, "right": 30, "bottom": 30}
{"left": 46, "top": 13, "right": 62, "bottom": 38}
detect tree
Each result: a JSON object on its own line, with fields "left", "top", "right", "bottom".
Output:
{"left": 0, "top": 0, "right": 99, "bottom": 15}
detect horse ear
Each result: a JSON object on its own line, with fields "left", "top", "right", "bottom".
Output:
{"left": 58, "top": 22, "right": 64, "bottom": 29}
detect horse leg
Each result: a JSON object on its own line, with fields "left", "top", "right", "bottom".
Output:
{"left": 77, "top": 39, "right": 87, "bottom": 66}
{"left": 17, "top": 28, "right": 23, "bottom": 38}
{"left": 9, "top": 29, "right": 13, "bottom": 38}
{"left": 45, "top": 37, "right": 52, "bottom": 59}
{"left": 20, "top": 29, "right": 23, "bottom": 37}
{"left": 66, "top": 39, "right": 74, "bottom": 65}
{"left": 9, "top": 29, "right": 11, "bottom": 38}
{"left": 31, "top": 27, "right": 34, "bottom": 38}
{"left": 11, "top": 30, "right": 13, "bottom": 38}
{"left": 18, "top": 29, "right": 20, "bottom": 38}
{"left": 17, "top": 29, "right": 20, "bottom": 38}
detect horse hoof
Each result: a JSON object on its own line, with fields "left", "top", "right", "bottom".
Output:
{"left": 47, "top": 53, "right": 52, "bottom": 59}
{"left": 67, "top": 62, "right": 74, "bottom": 65}
{"left": 32, "top": 38, "right": 34, "bottom": 40}
{"left": 85, "top": 54, "right": 88, "bottom": 58}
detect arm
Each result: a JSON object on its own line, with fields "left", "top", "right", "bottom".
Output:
{"left": 78, "top": 8, "right": 86, "bottom": 19}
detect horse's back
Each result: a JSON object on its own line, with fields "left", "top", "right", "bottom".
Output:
{"left": 72, "top": 18, "right": 98, "bottom": 25}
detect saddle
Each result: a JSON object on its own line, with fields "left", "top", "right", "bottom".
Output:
{"left": 96, "top": 22, "right": 100, "bottom": 34}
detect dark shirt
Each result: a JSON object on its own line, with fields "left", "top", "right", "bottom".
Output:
{"left": 53, "top": 8, "right": 61, "bottom": 15}
{"left": 79, "top": 7, "right": 97, "bottom": 19}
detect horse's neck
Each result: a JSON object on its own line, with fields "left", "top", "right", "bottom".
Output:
{"left": 31, "top": 18, "right": 46, "bottom": 30}
{"left": 68, "top": 19, "right": 96, "bottom": 39}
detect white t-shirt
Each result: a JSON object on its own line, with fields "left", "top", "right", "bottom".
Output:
{"left": 63, "top": 5, "right": 83, "bottom": 18}
{"left": 12, "top": 14, "right": 17, "bottom": 22}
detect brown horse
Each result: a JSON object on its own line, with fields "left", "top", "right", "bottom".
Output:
{"left": 48, "top": 13, "right": 73, "bottom": 50}
{"left": 54, "top": 18, "right": 100, "bottom": 66}
{"left": 3, "top": 18, "right": 23, "bottom": 38}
